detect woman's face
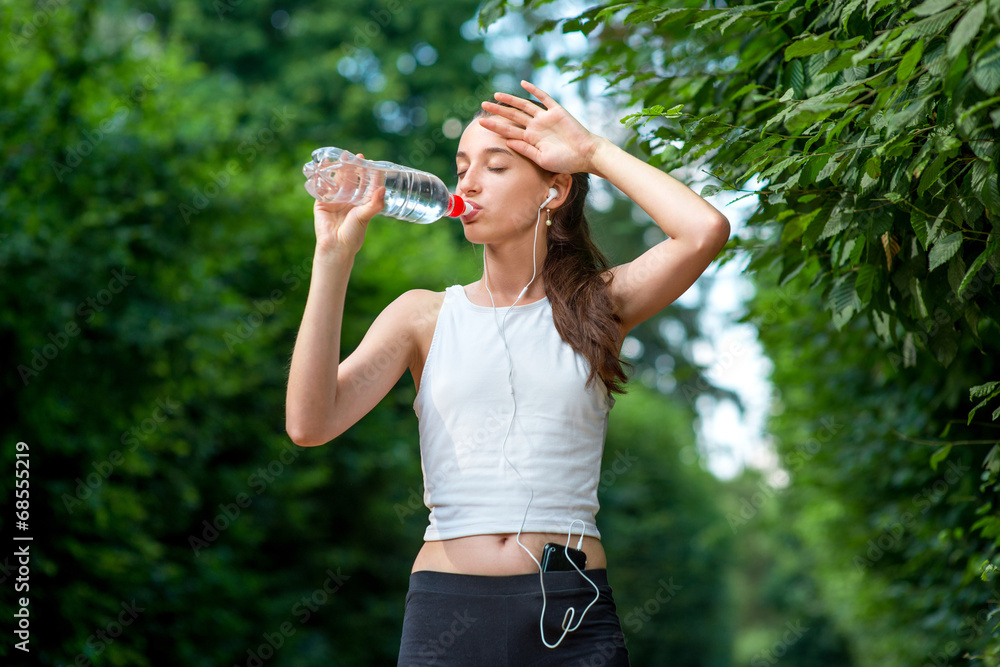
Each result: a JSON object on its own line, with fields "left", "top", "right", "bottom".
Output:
{"left": 455, "top": 117, "right": 552, "bottom": 244}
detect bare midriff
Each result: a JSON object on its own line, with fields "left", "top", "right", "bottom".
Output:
{"left": 412, "top": 532, "right": 607, "bottom": 575}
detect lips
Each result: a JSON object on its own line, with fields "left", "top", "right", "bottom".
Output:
{"left": 461, "top": 201, "right": 482, "bottom": 223}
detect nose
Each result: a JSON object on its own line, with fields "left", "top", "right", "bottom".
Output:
{"left": 458, "top": 166, "right": 481, "bottom": 197}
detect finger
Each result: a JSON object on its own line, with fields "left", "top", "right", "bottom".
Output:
{"left": 477, "top": 115, "right": 525, "bottom": 140}
{"left": 519, "top": 80, "right": 559, "bottom": 110}
{"left": 355, "top": 187, "right": 385, "bottom": 225}
{"left": 489, "top": 92, "right": 539, "bottom": 119}
{"left": 505, "top": 139, "right": 541, "bottom": 164}
{"left": 480, "top": 101, "right": 529, "bottom": 129}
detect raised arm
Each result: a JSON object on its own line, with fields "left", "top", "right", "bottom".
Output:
{"left": 285, "top": 182, "right": 417, "bottom": 447}
{"left": 589, "top": 136, "right": 731, "bottom": 333}
{"left": 479, "top": 81, "right": 731, "bottom": 334}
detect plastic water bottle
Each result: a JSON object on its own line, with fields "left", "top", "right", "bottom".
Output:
{"left": 302, "top": 147, "right": 472, "bottom": 224}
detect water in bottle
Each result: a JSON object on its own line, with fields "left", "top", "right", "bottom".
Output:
{"left": 302, "top": 147, "right": 472, "bottom": 224}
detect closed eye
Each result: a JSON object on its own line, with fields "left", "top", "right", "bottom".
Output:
{"left": 456, "top": 167, "right": 507, "bottom": 178}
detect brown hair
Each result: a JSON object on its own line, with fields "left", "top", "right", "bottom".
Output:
{"left": 473, "top": 101, "right": 631, "bottom": 395}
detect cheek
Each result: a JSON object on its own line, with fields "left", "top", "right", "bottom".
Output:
{"left": 500, "top": 180, "right": 545, "bottom": 218}
{"left": 496, "top": 195, "right": 541, "bottom": 225}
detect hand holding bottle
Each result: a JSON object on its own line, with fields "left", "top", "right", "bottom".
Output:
{"left": 312, "top": 153, "right": 385, "bottom": 258}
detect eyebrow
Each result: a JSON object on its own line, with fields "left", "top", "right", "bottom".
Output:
{"left": 456, "top": 147, "right": 515, "bottom": 160}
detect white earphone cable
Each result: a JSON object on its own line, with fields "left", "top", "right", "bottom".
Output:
{"left": 482, "top": 201, "right": 600, "bottom": 649}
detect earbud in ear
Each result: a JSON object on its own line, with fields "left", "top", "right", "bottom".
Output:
{"left": 539, "top": 187, "right": 558, "bottom": 209}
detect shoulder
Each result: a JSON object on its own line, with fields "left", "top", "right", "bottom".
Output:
{"left": 382, "top": 288, "right": 446, "bottom": 332}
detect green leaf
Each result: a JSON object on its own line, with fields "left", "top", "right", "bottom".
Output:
{"left": 887, "top": 96, "right": 929, "bottom": 135}
{"left": 828, "top": 273, "right": 859, "bottom": 329}
{"left": 737, "top": 135, "right": 784, "bottom": 166}
{"left": 918, "top": 152, "right": 948, "bottom": 197}
{"left": 898, "top": 39, "right": 925, "bottom": 81}
{"left": 927, "top": 206, "right": 949, "bottom": 246}
{"left": 852, "top": 31, "right": 891, "bottom": 65}
{"left": 841, "top": 0, "right": 865, "bottom": 28}
{"left": 971, "top": 514, "right": 1000, "bottom": 537}
{"left": 855, "top": 264, "right": 878, "bottom": 302}
{"left": 819, "top": 51, "right": 858, "bottom": 74}
{"left": 478, "top": 0, "right": 508, "bottom": 29}
{"left": 625, "top": 5, "right": 677, "bottom": 25}
{"left": 984, "top": 445, "right": 1000, "bottom": 474}
{"left": 947, "top": 2, "right": 987, "bottom": 61}
{"left": 864, "top": 156, "right": 881, "bottom": 178}
{"left": 957, "top": 234, "right": 1000, "bottom": 296}
{"left": 968, "top": 382, "right": 1000, "bottom": 424}
{"left": 785, "top": 32, "right": 837, "bottom": 60}
{"left": 910, "top": 209, "right": 929, "bottom": 250}
{"left": 820, "top": 201, "right": 854, "bottom": 240}
{"left": 930, "top": 444, "right": 952, "bottom": 471}
{"left": 912, "top": 275, "right": 930, "bottom": 318}
{"left": 903, "top": 332, "right": 917, "bottom": 367}
{"left": 973, "top": 47, "right": 1000, "bottom": 94}
{"left": 789, "top": 59, "right": 806, "bottom": 98}
{"left": 929, "top": 231, "right": 963, "bottom": 272}
{"left": 902, "top": 7, "right": 965, "bottom": 40}
{"left": 982, "top": 166, "right": 1000, "bottom": 214}
{"left": 912, "top": 0, "right": 959, "bottom": 15}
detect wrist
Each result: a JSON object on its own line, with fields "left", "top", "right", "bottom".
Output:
{"left": 586, "top": 136, "right": 617, "bottom": 180}
{"left": 313, "top": 245, "right": 357, "bottom": 270}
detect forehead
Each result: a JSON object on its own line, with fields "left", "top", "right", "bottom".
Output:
{"left": 456, "top": 118, "right": 520, "bottom": 160}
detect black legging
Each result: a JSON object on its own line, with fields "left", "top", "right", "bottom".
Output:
{"left": 397, "top": 568, "right": 631, "bottom": 666}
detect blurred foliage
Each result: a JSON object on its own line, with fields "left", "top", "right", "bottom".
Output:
{"left": 750, "top": 259, "right": 999, "bottom": 666}
{"left": 478, "top": 0, "right": 1000, "bottom": 664}
{"left": 1, "top": 0, "right": 743, "bottom": 664}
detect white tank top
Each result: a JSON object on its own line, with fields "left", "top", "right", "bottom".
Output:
{"left": 413, "top": 284, "right": 615, "bottom": 541}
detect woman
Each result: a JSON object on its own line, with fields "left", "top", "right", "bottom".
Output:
{"left": 285, "top": 81, "right": 730, "bottom": 666}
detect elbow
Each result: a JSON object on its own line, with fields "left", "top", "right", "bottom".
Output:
{"left": 699, "top": 215, "right": 730, "bottom": 254}
{"left": 285, "top": 421, "right": 337, "bottom": 448}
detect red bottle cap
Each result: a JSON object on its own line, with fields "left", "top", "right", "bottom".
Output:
{"left": 446, "top": 194, "right": 469, "bottom": 217}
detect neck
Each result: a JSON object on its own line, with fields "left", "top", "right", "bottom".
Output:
{"left": 479, "top": 220, "right": 549, "bottom": 306}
